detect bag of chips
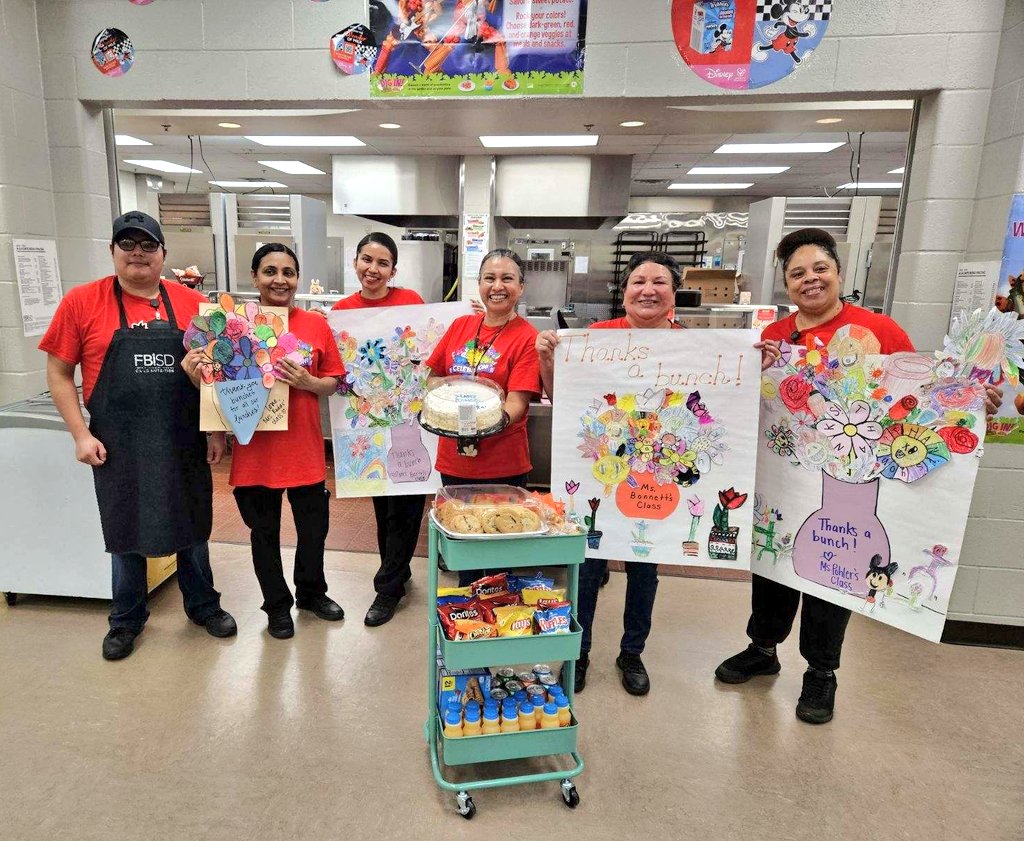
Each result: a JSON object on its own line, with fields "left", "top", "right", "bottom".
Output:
{"left": 494, "top": 605, "right": 535, "bottom": 637}
{"left": 513, "top": 572, "right": 555, "bottom": 592}
{"left": 534, "top": 602, "right": 572, "bottom": 635}
{"left": 471, "top": 572, "right": 510, "bottom": 600}
{"left": 521, "top": 587, "right": 566, "bottom": 606}
{"left": 437, "top": 602, "right": 488, "bottom": 640}
{"left": 452, "top": 620, "right": 499, "bottom": 640}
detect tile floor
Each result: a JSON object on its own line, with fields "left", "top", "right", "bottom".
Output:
{"left": 2, "top": 542, "right": 1022, "bottom": 841}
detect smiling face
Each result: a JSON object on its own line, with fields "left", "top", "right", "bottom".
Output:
{"left": 110, "top": 233, "right": 165, "bottom": 291}
{"left": 252, "top": 250, "right": 299, "bottom": 308}
{"left": 354, "top": 241, "right": 397, "bottom": 300}
{"left": 784, "top": 3, "right": 811, "bottom": 23}
{"left": 623, "top": 261, "right": 676, "bottom": 327}
{"left": 865, "top": 570, "right": 888, "bottom": 590}
{"left": 478, "top": 256, "right": 524, "bottom": 321}
{"left": 783, "top": 244, "right": 843, "bottom": 320}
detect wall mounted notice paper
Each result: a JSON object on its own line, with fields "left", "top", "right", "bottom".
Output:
{"left": 752, "top": 311, "right": 1024, "bottom": 641}
{"left": 328, "top": 301, "right": 473, "bottom": 496}
{"left": 950, "top": 262, "right": 999, "bottom": 331}
{"left": 13, "top": 239, "right": 63, "bottom": 337}
{"left": 549, "top": 328, "right": 761, "bottom": 568}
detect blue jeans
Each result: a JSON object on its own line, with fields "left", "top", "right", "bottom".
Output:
{"left": 109, "top": 541, "right": 222, "bottom": 632}
{"left": 577, "top": 558, "right": 659, "bottom": 656}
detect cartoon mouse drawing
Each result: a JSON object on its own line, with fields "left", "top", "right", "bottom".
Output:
{"left": 711, "top": 23, "right": 733, "bottom": 52}
{"left": 862, "top": 554, "right": 899, "bottom": 614}
{"left": 754, "top": 2, "right": 817, "bottom": 64}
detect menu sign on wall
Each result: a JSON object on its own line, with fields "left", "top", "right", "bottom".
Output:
{"left": 13, "top": 239, "right": 63, "bottom": 337}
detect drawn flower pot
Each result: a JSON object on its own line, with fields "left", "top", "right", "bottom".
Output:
{"left": 681, "top": 541, "right": 699, "bottom": 557}
{"left": 791, "top": 471, "right": 890, "bottom": 598}
{"left": 585, "top": 498, "right": 603, "bottom": 549}
{"left": 707, "top": 526, "right": 739, "bottom": 561}
{"left": 386, "top": 419, "right": 431, "bottom": 483}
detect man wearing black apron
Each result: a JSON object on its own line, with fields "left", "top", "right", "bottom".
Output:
{"left": 40, "top": 212, "right": 236, "bottom": 660}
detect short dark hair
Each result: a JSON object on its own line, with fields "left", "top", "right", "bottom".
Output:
{"left": 624, "top": 251, "right": 682, "bottom": 291}
{"left": 479, "top": 248, "right": 526, "bottom": 284}
{"left": 776, "top": 228, "right": 842, "bottom": 273}
{"left": 356, "top": 231, "right": 399, "bottom": 267}
{"left": 251, "top": 242, "right": 299, "bottom": 275}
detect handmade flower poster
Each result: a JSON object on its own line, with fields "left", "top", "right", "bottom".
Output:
{"left": 987, "top": 193, "right": 1024, "bottom": 445}
{"left": 185, "top": 295, "right": 313, "bottom": 445}
{"left": 549, "top": 329, "right": 762, "bottom": 568}
{"left": 751, "top": 311, "right": 1024, "bottom": 642}
{"left": 327, "top": 302, "right": 473, "bottom": 496}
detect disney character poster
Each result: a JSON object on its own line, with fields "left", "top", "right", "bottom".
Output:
{"left": 328, "top": 302, "right": 473, "bottom": 496}
{"left": 752, "top": 312, "right": 1024, "bottom": 641}
{"left": 549, "top": 329, "right": 762, "bottom": 568}
{"left": 671, "top": 0, "right": 831, "bottom": 90}
{"left": 368, "top": 0, "right": 586, "bottom": 97}
{"left": 988, "top": 194, "right": 1024, "bottom": 444}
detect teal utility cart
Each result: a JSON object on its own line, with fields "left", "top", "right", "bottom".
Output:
{"left": 426, "top": 518, "right": 586, "bottom": 818}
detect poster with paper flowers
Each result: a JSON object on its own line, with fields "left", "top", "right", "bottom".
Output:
{"left": 327, "top": 301, "right": 473, "bottom": 496}
{"left": 751, "top": 312, "right": 1022, "bottom": 642}
{"left": 549, "top": 328, "right": 761, "bottom": 568}
{"left": 186, "top": 295, "right": 311, "bottom": 444}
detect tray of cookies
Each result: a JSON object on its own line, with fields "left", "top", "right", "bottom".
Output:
{"left": 432, "top": 485, "right": 548, "bottom": 539}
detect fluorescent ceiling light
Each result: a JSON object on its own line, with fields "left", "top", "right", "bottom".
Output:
{"left": 619, "top": 120, "right": 646, "bottom": 128}
{"left": 258, "top": 160, "right": 326, "bottom": 175}
{"left": 815, "top": 118, "right": 843, "bottom": 124}
{"left": 715, "top": 142, "right": 845, "bottom": 154}
{"left": 669, "top": 100, "right": 914, "bottom": 112}
{"left": 669, "top": 182, "right": 754, "bottom": 190}
{"left": 123, "top": 159, "right": 201, "bottom": 174}
{"left": 688, "top": 166, "right": 789, "bottom": 175}
{"left": 115, "top": 134, "right": 152, "bottom": 146}
{"left": 837, "top": 182, "right": 902, "bottom": 189}
{"left": 121, "top": 108, "right": 360, "bottom": 117}
{"left": 209, "top": 180, "right": 287, "bottom": 188}
{"left": 379, "top": 123, "right": 401, "bottom": 129}
{"left": 479, "top": 135, "right": 600, "bottom": 148}
{"left": 218, "top": 122, "right": 241, "bottom": 129}
{"left": 889, "top": 166, "right": 905, "bottom": 174}
{"left": 245, "top": 135, "right": 365, "bottom": 147}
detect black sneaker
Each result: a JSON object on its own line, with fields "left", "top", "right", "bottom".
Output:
{"left": 296, "top": 595, "right": 345, "bottom": 621}
{"left": 570, "top": 652, "right": 589, "bottom": 693}
{"left": 364, "top": 593, "right": 400, "bottom": 627}
{"left": 267, "top": 610, "right": 295, "bottom": 639}
{"left": 200, "top": 609, "right": 238, "bottom": 638}
{"left": 102, "top": 627, "right": 138, "bottom": 661}
{"left": 714, "top": 644, "right": 781, "bottom": 684}
{"left": 615, "top": 652, "right": 650, "bottom": 696}
{"left": 796, "top": 669, "right": 837, "bottom": 724}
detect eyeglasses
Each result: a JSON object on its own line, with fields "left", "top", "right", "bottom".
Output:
{"left": 115, "top": 237, "right": 162, "bottom": 253}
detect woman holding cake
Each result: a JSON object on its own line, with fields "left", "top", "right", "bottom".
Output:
{"left": 231, "top": 243, "right": 347, "bottom": 640}
{"left": 424, "top": 248, "right": 542, "bottom": 585}
{"left": 331, "top": 232, "right": 428, "bottom": 628}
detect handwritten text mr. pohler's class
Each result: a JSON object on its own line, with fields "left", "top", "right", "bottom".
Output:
{"left": 560, "top": 331, "right": 745, "bottom": 387}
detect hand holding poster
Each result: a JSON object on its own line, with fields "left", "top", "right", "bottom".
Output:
{"left": 549, "top": 329, "right": 762, "bottom": 568}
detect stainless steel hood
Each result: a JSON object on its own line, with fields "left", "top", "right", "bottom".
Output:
{"left": 332, "top": 155, "right": 460, "bottom": 216}
{"left": 496, "top": 156, "right": 631, "bottom": 218}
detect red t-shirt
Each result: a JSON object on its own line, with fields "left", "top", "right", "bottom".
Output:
{"left": 591, "top": 317, "right": 683, "bottom": 330}
{"left": 230, "top": 308, "right": 347, "bottom": 489}
{"left": 331, "top": 287, "right": 424, "bottom": 310}
{"left": 38, "top": 276, "right": 205, "bottom": 406}
{"left": 764, "top": 304, "right": 915, "bottom": 354}
{"left": 425, "top": 314, "right": 540, "bottom": 479}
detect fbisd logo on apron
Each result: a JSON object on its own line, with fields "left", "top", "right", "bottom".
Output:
{"left": 134, "top": 353, "right": 176, "bottom": 373}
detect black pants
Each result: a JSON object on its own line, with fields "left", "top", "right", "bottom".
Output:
{"left": 747, "top": 574, "right": 851, "bottom": 671}
{"left": 577, "top": 558, "right": 658, "bottom": 656}
{"left": 372, "top": 494, "right": 427, "bottom": 600}
{"left": 233, "top": 482, "right": 330, "bottom": 615}
{"left": 440, "top": 472, "right": 529, "bottom": 587}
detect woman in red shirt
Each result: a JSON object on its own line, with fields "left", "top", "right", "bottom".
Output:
{"left": 425, "top": 249, "right": 542, "bottom": 585}
{"left": 231, "top": 244, "right": 347, "bottom": 640}
{"left": 332, "top": 232, "right": 427, "bottom": 628}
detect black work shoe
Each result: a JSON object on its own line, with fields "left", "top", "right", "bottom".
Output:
{"left": 364, "top": 594, "right": 400, "bottom": 627}
{"left": 796, "top": 669, "right": 837, "bottom": 724}
{"left": 200, "top": 609, "right": 238, "bottom": 638}
{"left": 102, "top": 627, "right": 138, "bottom": 661}
{"left": 296, "top": 595, "right": 345, "bottom": 621}
{"left": 267, "top": 610, "right": 295, "bottom": 639}
{"left": 715, "top": 644, "right": 782, "bottom": 684}
{"left": 570, "top": 652, "right": 590, "bottom": 693}
{"left": 616, "top": 652, "right": 650, "bottom": 696}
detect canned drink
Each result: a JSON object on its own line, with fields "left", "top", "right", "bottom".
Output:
{"left": 532, "top": 664, "right": 552, "bottom": 678}
{"left": 503, "top": 680, "right": 522, "bottom": 695}
{"left": 516, "top": 671, "right": 536, "bottom": 686}
{"left": 526, "top": 684, "right": 547, "bottom": 698}
{"left": 489, "top": 687, "right": 508, "bottom": 702}
{"left": 538, "top": 674, "right": 558, "bottom": 688}
{"left": 495, "top": 667, "right": 515, "bottom": 680}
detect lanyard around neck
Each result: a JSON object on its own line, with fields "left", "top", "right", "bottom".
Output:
{"left": 468, "top": 314, "right": 512, "bottom": 376}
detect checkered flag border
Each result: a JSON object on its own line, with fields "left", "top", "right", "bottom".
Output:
{"left": 756, "top": 2, "right": 832, "bottom": 21}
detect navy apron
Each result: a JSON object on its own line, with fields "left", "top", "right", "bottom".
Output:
{"left": 87, "top": 279, "right": 212, "bottom": 556}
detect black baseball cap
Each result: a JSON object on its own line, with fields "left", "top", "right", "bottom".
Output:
{"left": 111, "top": 210, "right": 165, "bottom": 246}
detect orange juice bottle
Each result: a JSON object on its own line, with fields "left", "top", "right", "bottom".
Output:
{"left": 481, "top": 701, "right": 501, "bottom": 735}
{"left": 463, "top": 701, "right": 482, "bottom": 737}
{"left": 531, "top": 693, "right": 547, "bottom": 726}
{"left": 553, "top": 692, "right": 571, "bottom": 727}
{"left": 443, "top": 704, "right": 463, "bottom": 738}
{"left": 518, "top": 701, "right": 535, "bottom": 731}
{"left": 540, "top": 701, "right": 560, "bottom": 730}
{"left": 500, "top": 700, "right": 520, "bottom": 733}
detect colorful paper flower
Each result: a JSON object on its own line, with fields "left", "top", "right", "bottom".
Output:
{"left": 686, "top": 496, "right": 705, "bottom": 517}
{"left": 876, "top": 423, "right": 951, "bottom": 483}
{"left": 760, "top": 376, "right": 779, "bottom": 400}
{"left": 815, "top": 400, "right": 883, "bottom": 460}
{"left": 778, "top": 374, "right": 813, "bottom": 413}
{"left": 936, "top": 425, "right": 979, "bottom": 454}
{"left": 887, "top": 394, "right": 918, "bottom": 421}
{"left": 765, "top": 423, "right": 796, "bottom": 457}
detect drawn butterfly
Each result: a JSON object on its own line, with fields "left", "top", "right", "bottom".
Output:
{"left": 686, "top": 390, "right": 715, "bottom": 425}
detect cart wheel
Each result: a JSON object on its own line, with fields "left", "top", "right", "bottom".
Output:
{"left": 4, "top": 592, "right": 16, "bottom": 606}
{"left": 560, "top": 779, "right": 580, "bottom": 809}
{"left": 455, "top": 791, "right": 476, "bottom": 819}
